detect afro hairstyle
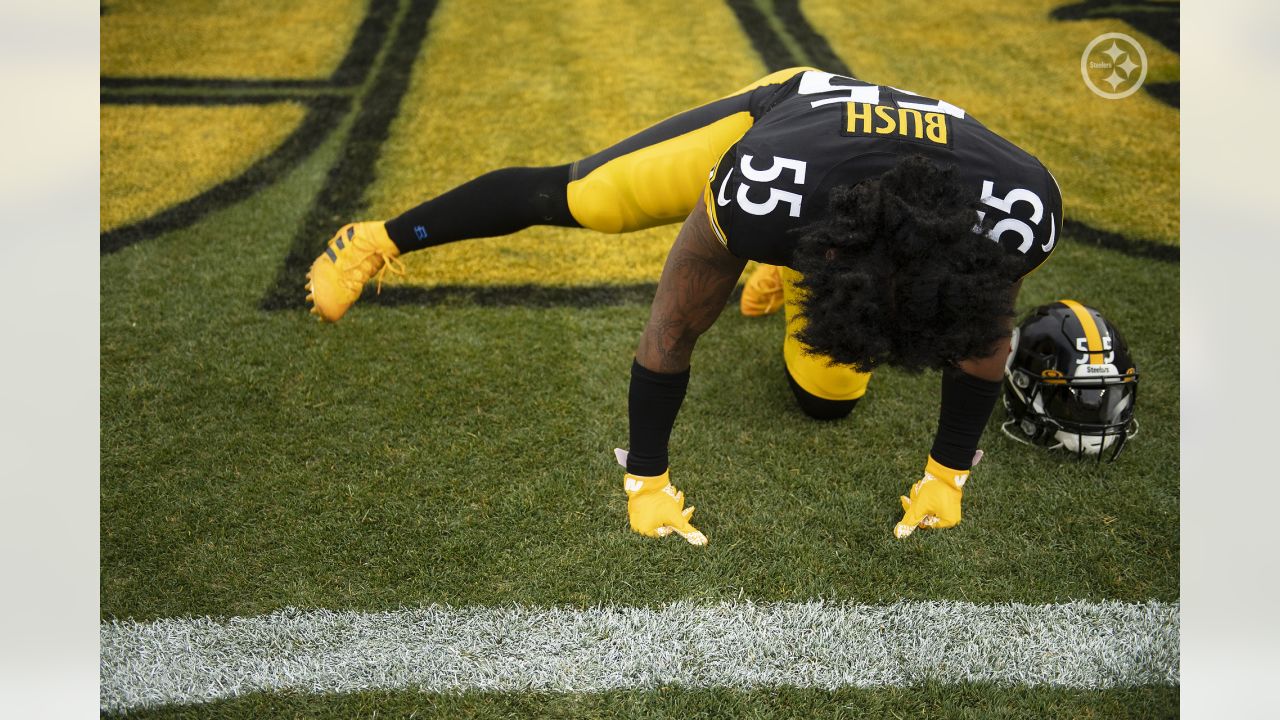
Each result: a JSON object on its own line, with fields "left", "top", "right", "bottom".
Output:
{"left": 789, "top": 154, "right": 1025, "bottom": 373}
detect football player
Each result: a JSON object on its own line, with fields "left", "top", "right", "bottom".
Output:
{"left": 306, "top": 67, "right": 1062, "bottom": 543}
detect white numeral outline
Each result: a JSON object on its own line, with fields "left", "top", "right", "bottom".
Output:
{"left": 737, "top": 185, "right": 804, "bottom": 217}
{"left": 733, "top": 154, "right": 807, "bottom": 218}
{"left": 981, "top": 180, "right": 1043, "bottom": 223}
{"left": 740, "top": 154, "right": 807, "bottom": 184}
{"left": 1075, "top": 336, "right": 1115, "bottom": 365}
{"left": 797, "top": 71, "right": 969, "bottom": 119}
{"left": 887, "top": 85, "right": 968, "bottom": 119}
{"left": 976, "top": 180, "right": 1047, "bottom": 254}
{"left": 797, "top": 71, "right": 880, "bottom": 108}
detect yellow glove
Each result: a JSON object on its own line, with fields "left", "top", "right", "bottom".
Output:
{"left": 614, "top": 448, "right": 707, "bottom": 546}
{"left": 894, "top": 451, "right": 982, "bottom": 539}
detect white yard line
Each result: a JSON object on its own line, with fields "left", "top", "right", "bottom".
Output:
{"left": 100, "top": 599, "right": 1179, "bottom": 712}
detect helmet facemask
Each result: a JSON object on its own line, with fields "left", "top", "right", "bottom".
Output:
{"left": 1004, "top": 367, "right": 1138, "bottom": 461}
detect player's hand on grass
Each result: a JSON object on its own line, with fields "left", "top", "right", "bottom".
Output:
{"left": 614, "top": 448, "right": 707, "bottom": 546}
{"left": 894, "top": 450, "right": 983, "bottom": 539}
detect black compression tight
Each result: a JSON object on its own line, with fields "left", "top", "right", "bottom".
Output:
{"left": 384, "top": 164, "right": 579, "bottom": 253}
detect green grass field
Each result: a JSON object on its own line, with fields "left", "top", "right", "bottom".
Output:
{"left": 101, "top": 0, "right": 1179, "bottom": 716}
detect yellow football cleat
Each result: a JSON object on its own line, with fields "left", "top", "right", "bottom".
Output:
{"left": 740, "top": 263, "right": 784, "bottom": 317}
{"left": 305, "top": 221, "right": 405, "bottom": 322}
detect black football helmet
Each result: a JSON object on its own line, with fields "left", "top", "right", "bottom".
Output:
{"left": 1002, "top": 300, "right": 1139, "bottom": 460}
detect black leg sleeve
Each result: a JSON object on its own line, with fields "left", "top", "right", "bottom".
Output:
{"left": 929, "top": 367, "right": 1002, "bottom": 470}
{"left": 384, "top": 164, "right": 579, "bottom": 253}
{"left": 627, "top": 359, "right": 690, "bottom": 476}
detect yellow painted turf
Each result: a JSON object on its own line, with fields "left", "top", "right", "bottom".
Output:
{"left": 100, "top": 104, "right": 307, "bottom": 233}
{"left": 365, "top": 0, "right": 764, "bottom": 286}
{"left": 803, "top": 0, "right": 1179, "bottom": 245}
{"left": 99, "top": 1, "right": 1178, "bottom": 281}
{"left": 100, "top": 0, "right": 367, "bottom": 80}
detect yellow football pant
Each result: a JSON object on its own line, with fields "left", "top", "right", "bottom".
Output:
{"left": 779, "top": 265, "right": 873, "bottom": 402}
{"left": 566, "top": 67, "right": 814, "bottom": 232}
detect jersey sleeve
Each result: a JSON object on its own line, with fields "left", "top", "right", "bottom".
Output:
{"left": 1024, "top": 167, "right": 1063, "bottom": 276}
{"left": 984, "top": 164, "right": 1062, "bottom": 278}
{"left": 703, "top": 134, "right": 819, "bottom": 267}
{"left": 959, "top": 127, "right": 1064, "bottom": 278}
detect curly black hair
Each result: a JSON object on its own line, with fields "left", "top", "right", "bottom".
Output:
{"left": 790, "top": 154, "right": 1024, "bottom": 373}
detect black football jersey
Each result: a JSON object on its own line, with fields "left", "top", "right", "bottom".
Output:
{"left": 705, "top": 70, "right": 1062, "bottom": 277}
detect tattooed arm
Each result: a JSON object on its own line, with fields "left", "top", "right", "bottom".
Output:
{"left": 619, "top": 196, "right": 747, "bottom": 488}
{"left": 636, "top": 196, "right": 747, "bottom": 373}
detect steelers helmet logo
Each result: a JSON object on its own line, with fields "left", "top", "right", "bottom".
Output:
{"left": 1080, "top": 32, "right": 1148, "bottom": 100}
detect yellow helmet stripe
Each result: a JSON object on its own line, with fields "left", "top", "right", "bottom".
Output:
{"left": 1059, "top": 298, "right": 1105, "bottom": 364}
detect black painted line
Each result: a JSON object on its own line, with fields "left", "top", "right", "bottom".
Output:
{"left": 331, "top": 0, "right": 399, "bottom": 86}
{"left": 100, "top": 77, "right": 340, "bottom": 91}
{"left": 1050, "top": 0, "right": 1179, "bottom": 53}
{"left": 772, "top": 0, "right": 851, "bottom": 76}
{"left": 100, "top": 92, "right": 347, "bottom": 106}
{"left": 725, "top": 0, "right": 799, "bottom": 71}
{"left": 101, "top": 96, "right": 351, "bottom": 255}
{"left": 363, "top": 283, "right": 663, "bottom": 309}
{"left": 260, "top": 0, "right": 441, "bottom": 311}
{"left": 1143, "top": 81, "right": 1178, "bottom": 109}
{"left": 99, "top": 0, "right": 397, "bottom": 254}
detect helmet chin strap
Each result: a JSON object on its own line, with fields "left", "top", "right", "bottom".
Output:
{"left": 999, "top": 419, "right": 1039, "bottom": 447}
